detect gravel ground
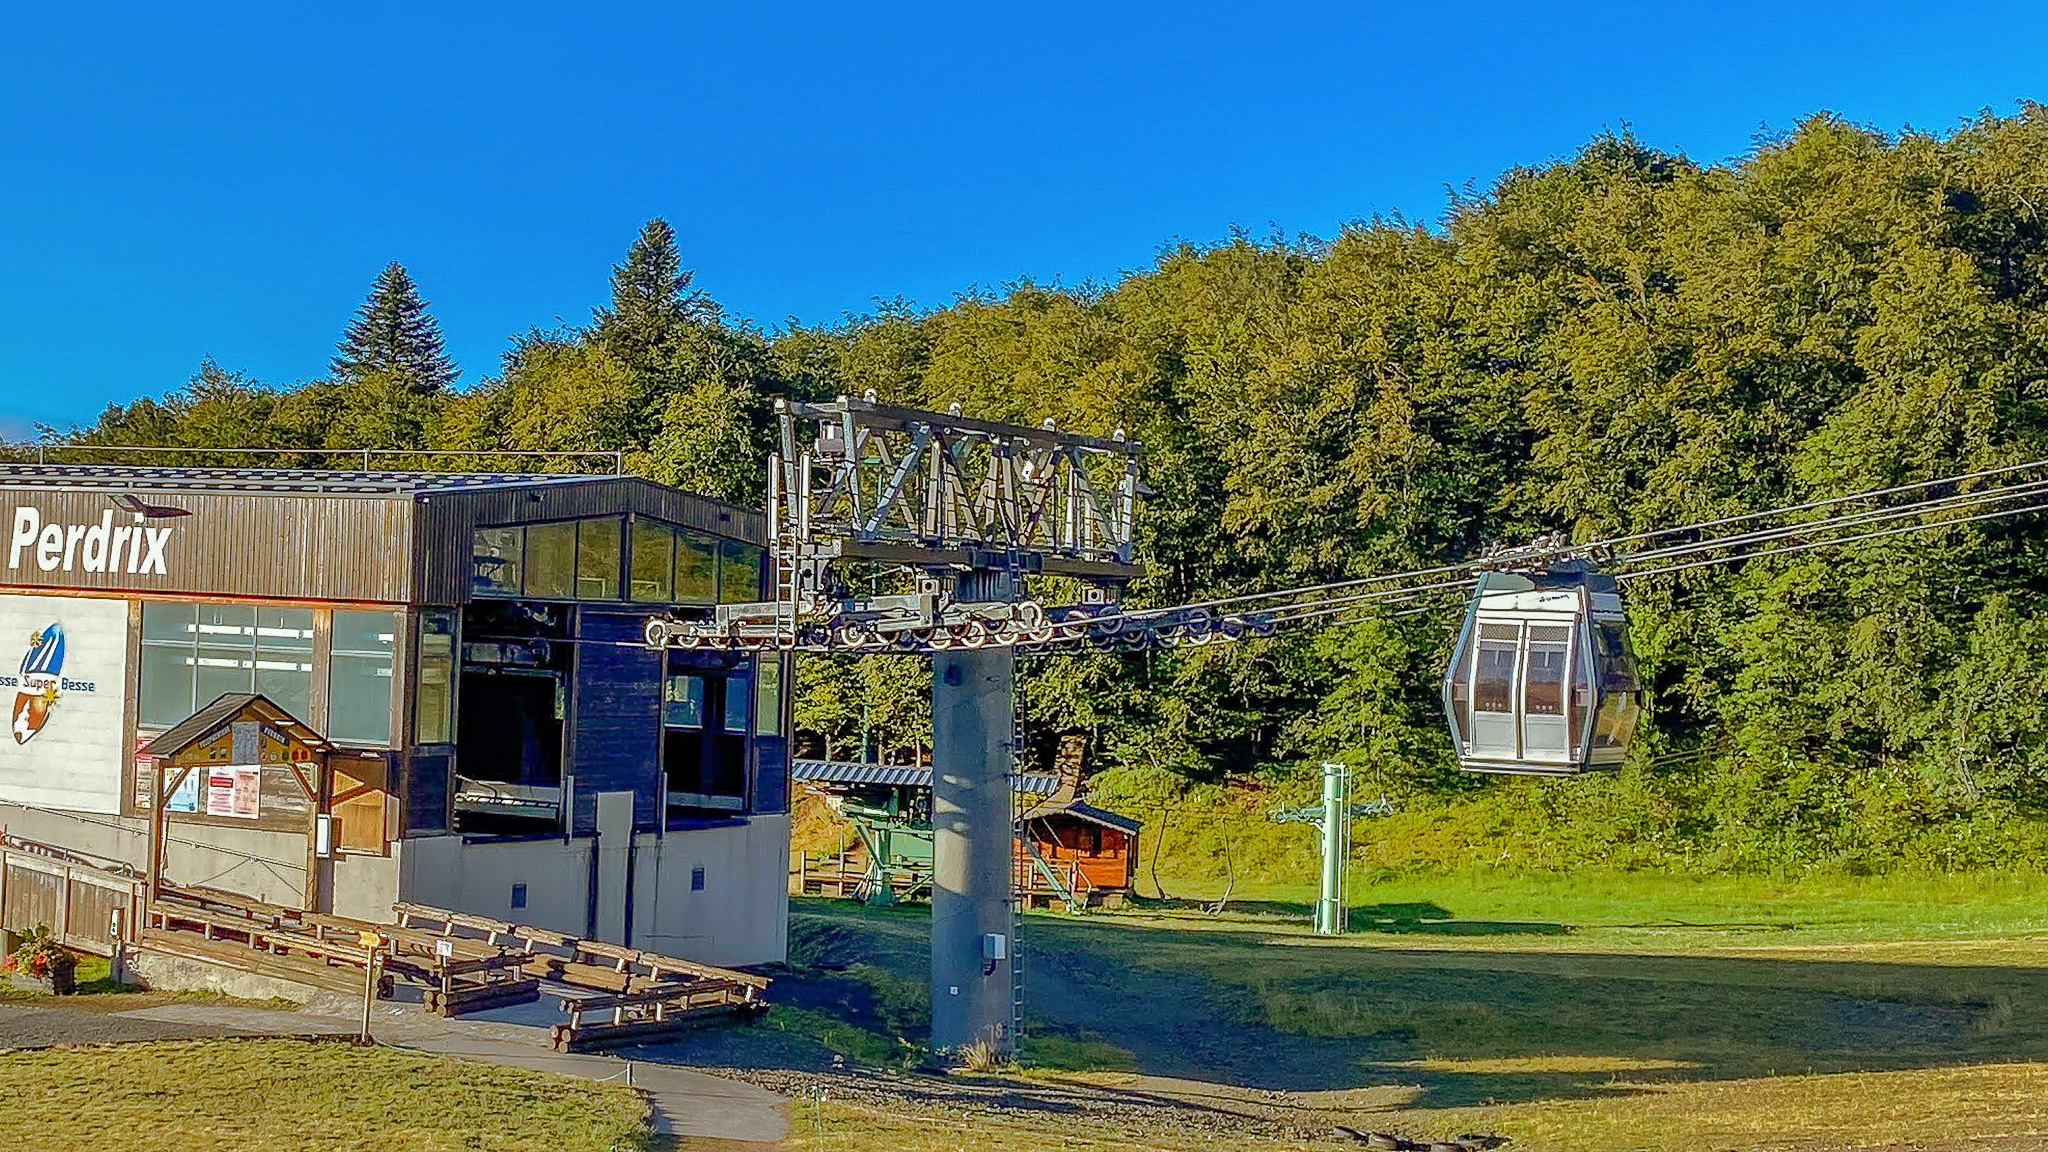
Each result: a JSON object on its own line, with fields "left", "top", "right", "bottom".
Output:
{"left": 0, "top": 997, "right": 235, "bottom": 1048}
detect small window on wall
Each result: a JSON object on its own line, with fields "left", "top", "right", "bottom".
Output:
{"left": 522, "top": 521, "right": 577, "bottom": 600}
{"left": 723, "top": 672, "right": 750, "bottom": 733}
{"left": 415, "top": 609, "right": 457, "bottom": 744}
{"left": 754, "top": 655, "right": 782, "bottom": 736}
{"left": 138, "top": 602, "right": 313, "bottom": 728}
{"left": 665, "top": 674, "right": 706, "bottom": 728}
{"left": 718, "top": 540, "right": 764, "bottom": 604}
{"left": 576, "top": 519, "right": 622, "bottom": 599}
{"left": 472, "top": 528, "right": 523, "bottom": 595}
{"left": 674, "top": 532, "right": 718, "bottom": 604}
{"left": 629, "top": 519, "right": 674, "bottom": 602}
{"left": 330, "top": 610, "right": 398, "bottom": 745}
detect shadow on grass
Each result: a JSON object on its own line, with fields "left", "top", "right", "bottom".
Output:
{"left": 1121, "top": 895, "right": 1569, "bottom": 936}
{"left": 769, "top": 899, "right": 2048, "bottom": 1112}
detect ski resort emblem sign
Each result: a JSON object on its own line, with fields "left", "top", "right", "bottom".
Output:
{"left": 0, "top": 595, "right": 125, "bottom": 814}
{"left": 11, "top": 622, "right": 65, "bottom": 744}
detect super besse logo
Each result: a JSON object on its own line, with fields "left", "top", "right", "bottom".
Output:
{"left": 13, "top": 623, "right": 63, "bottom": 744}
{"left": 7, "top": 508, "right": 173, "bottom": 575}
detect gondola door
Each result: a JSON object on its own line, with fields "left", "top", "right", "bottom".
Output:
{"left": 1467, "top": 622, "right": 1522, "bottom": 763}
{"left": 1518, "top": 624, "right": 1573, "bottom": 766}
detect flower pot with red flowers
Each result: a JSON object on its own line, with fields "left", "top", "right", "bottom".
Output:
{"left": 7, "top": 926, "right": 76, "bottom": 995}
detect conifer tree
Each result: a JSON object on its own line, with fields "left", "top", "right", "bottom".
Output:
{"left": 331, "top": 262, "right": 458, "bottom": 393}
{"left": 591, "top": 219, "right": 712, "bottom": 365}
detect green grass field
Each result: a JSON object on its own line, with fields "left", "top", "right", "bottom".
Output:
{"left": 779, "top": 865, "right": 2048, "bottom": 1151}
{"left": 0, "top": 1039, "right": 651, "bottom": 1152}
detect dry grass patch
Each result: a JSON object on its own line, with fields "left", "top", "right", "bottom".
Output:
{"left": 785, "top": 1062, "right": 2048, "bottom": 1152}
{"left": 0, "top": 1038, "right": 651, "bottom": 1152}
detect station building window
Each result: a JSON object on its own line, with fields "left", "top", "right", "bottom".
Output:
{"left": 329, "top": 610, "right": 399, "bottom": 745}
{"left": 663, "top": 651, "right": 752, "bottom": 819}
{"left": 470, "top": 516, "right": 760, "bottom": 606}
{"left": 471, "top": 518, "right": 623, "bottom": 601}
{"left": 414, "top": 609, "right": 457, "bottom": 744}
{"left": 139, "top": 603, "right": 313, "bottom": 728}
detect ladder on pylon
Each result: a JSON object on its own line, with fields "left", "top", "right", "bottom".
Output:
{"left": 1008, "top": 701, "right": 1027, "bottom": 1051}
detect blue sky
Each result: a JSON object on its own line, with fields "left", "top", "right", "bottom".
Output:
{"left": 0, "top": 1, "right": 2041, "bottom": 435}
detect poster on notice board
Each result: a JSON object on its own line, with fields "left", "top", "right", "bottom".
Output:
{"left": 205, "top": 765, "right": 260, "bottom": 818}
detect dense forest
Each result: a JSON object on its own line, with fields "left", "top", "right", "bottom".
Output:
{"left": 40, "top": 108, "right": 2048, "bottom": 873}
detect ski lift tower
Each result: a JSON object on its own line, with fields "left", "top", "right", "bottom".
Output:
{"left": 1270, "top": 762, "right": 1394, "bottom": 935}
{"left": 645, "top": 393, "right": 1145, "bottom": 1055}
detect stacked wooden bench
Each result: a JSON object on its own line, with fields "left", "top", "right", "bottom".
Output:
{"left": 144, "top": 891, "right": 771, "bottom": 1043}
{"left": 542, "top": 940, "right": 770, "bottom": 1052}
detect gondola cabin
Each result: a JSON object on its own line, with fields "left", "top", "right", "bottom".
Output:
{"left": 1442, "top": 562, "right": 1644, "bottom": 775}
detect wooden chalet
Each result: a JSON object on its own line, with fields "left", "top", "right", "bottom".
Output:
{"left": 791, "top": 759, "right": 1143, "bottom": 909}
{"left": 1015, "top": 795, "right": 1142, "bottom": 909}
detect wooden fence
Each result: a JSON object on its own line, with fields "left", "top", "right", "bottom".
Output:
{"left": 0, "top": 840, "right": 143, "bottom": 957}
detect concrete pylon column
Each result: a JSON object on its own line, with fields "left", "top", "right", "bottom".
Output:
{"left": 929, "top": 646, "right": 1016, "bottom": 1054}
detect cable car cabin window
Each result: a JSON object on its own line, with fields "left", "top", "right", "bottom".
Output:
{"left": 1522, "top": 625, "right": 1571, "bottom": 717}
{"left": 1473, "top": 624, "right": 1519, "bottom": 714}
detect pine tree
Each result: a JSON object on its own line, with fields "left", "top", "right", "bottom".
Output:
{"left": 591, "top": 219, "right": 712, "bottom": 365}
{"left": 332, "top": 262, "right": 458, "bottom": 393}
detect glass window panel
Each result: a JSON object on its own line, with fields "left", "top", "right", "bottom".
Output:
{"left": 332, "top": 610, "right": 399, "bottom": 744}
{"left": 195, "top": 604, "right": 255, "bottom": 640}
{"left": 415, "top": 610, "right": 457, "bottom": 744}
{"left": 1524, "top": 646, "right": 1567, "bottom": 715}
{"left": 664, "top": 675, "right": 705, "bottom": 729}
{"left": 472, "top": 527, "right": 523, "bottom": 596}
{"left": 330, "top": 654, "right": 395, "bottom": 744}
{"left": 673, "top": 532, "right": 718, "bottom": 603}
{"left": 333, "top": 610, "right": 398, "bottom": 655}
{"left": 575, "top": 518, "right": 622, "bottom": 600}
{"left": 754, "top": 657, "right": 781, "bottom": 736}
{"left": 718, "top": 540, "right": 762, "bottom": 604}
{"left": 195, "top": 646, "right": 253, "bottom": 707}
{"left": 722, "top": 675, "right": 750, "bottom": 733}
{"left": 254, "top": 659, "right": 313, "bottom": 721}
{"left": 253, "top": 607, "right": 314, "bottom": 652}
{"left": 629, "top": 519, "right": 673, "bottom": 603}
{"left": 1474, "top": 644, "right": 1517, "bottom": 714}
{"left": 523, "top": 521, "right": 577, "bottom": 600}
{"left": 141, "top": 601, "right": 196, "bottom": 642}
{"left": 138, "top": 644, "right": 194, "bottom": 728}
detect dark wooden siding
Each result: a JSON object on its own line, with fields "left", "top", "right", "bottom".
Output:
{"left": 570, "top": 608, "right": 663, "bottom": 833}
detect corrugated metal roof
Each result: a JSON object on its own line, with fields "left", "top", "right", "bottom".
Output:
{"left": 792, "top": 760, "right": 1060, "bottom": 795}
{"left": 1022, "top": 797, "right": 1143, "bottom": 834}
{"left": 0, "top": 465, "right": 603, "bottom": 498}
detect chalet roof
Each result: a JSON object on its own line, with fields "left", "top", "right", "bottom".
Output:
{"left": 143, "top": 693, "right": 335, "bottom": 757}
{"left": 792, "top": 759, "right": 1061, "bottom": 796}
{"left": 1022, "top": 796, "right": 1142, "bottom": 835}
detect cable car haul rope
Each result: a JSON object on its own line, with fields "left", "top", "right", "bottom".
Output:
{"left": 640, "top": 399, "right": 2048, "bottom": 776}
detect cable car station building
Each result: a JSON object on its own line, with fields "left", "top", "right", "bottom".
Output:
{"left": 0, "top": 467, "right": 789, "bottom": 967}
